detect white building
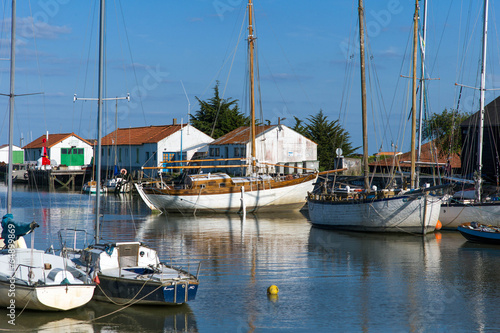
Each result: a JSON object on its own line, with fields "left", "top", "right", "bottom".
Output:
{"left": 206, "top": 125, "right": 318, "bottom": 175}
{"left": 100, "top": 123, "right": 213, "bottom": 176}
{"left": 0, "top": 144, "right": 24, "bottom": 164}
{"left": 23, "top": 133, "right": 93, "bottom": 168}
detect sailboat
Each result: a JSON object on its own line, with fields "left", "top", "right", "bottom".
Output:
{"left": 439, "top": 0, "right": 500, "bottom": 230}
{"left": 134, "top": 0, "right": 318, "bottom": 214}
{"left": 0, "top": 0, "right": 95, "bottom": 311}
{"left": 66, "top": 0, "right": 199, "bottom": 305}
{"left": 307, "top": 0, "right": 443, "bottom": 234}
{"left": 455, "top": 0, "right": 500, "bottom": 242}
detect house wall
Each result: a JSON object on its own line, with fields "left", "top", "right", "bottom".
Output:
{"left": 25, "top": 136, "right": 92, "bottom": 166}
{"left": 0, "top": 146, "right": 24, "bottom": 164}
{"left": 100, "top": 125, "right": 213, "bottom": 176}
{"left": 206, "top": 125, "right": 318, "bottom": 175}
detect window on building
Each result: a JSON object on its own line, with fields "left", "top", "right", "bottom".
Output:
{"left": 210, "top": 148, "right": 214, "bottom": 157}
{"left": 101, "top": 147, "right": 104, "bottom": 156}
{"left": 234, "top": 147, "right": 239, "bottom": 157}
{"left": 146, "top": 152, "right": 150, "bottom": 161}
{"left": 108, "top": 147, "right": 111, "bottom": 156}
{"left": 215, "top": 148, "right": 220, "bottom": 156}
{"left": 136, "top": 148, "right": 140, "bottom": 163}
{"left": 119, "top": 148, "right": 122, "bottom": 163}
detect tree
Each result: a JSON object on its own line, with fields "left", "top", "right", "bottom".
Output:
{"left": 422, "top": 108, "right": 470, "bottom": 157}
{"left": 191, "top": 82, "right": 249, "bottom": 139}
{"left": 299, "top": 110, "right": 358, "bottom": 171}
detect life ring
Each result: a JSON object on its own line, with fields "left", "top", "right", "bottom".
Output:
{"left": 23, "top": 172, "right": 28, "bottom": 179}
{"left": 120, "top": 168, "right": 127, "bottom": 175}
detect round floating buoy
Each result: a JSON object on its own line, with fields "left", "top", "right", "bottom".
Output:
{"left": 267, "top": 285, "right": 279, "bottom": 295}
{"left": 435, "top": 220, "right": 442, "bottom": 230}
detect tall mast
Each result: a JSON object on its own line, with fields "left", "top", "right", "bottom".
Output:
{"left": 410, "top": 0, "right": 419, "bottom": 189}
{"left": 95, "top": 0, "right": 105, "bottom": 244}
{"left": 417, "top": 0, "right": 427, "bottom": 179}
{"left": 248, "top": 0, "right": 256, "bottom": 174}
{"left": 358, "top": 0, "right": 369, "bottom": 191}
{"left": 477, "top": 0, "right": 488, "bottom": 202}
{"left": 7, "top": 0, "right": 16, "bottom": 214}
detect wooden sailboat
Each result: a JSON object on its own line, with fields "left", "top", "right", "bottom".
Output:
{"left": 439, "top": 0, "right": 500, "bottom": 230}
{"left": 134, "top": 0, "right": 318, "bottom": 214}
{"left": 307, "top": 0, "right": 443, "bottom": 234}
{"left": 66, "top": 0, "right": 199, "bottom": 305}
{"left": 0, "top": 0, "right": 95, "bottom": 311}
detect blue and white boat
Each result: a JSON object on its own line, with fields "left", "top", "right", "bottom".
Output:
{"left": 458, "top": 222, "right": 500, "bottom": 244}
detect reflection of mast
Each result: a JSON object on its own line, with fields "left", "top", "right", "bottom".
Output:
{"left": 248, "top": 0, "right": 256, "bottom": 174}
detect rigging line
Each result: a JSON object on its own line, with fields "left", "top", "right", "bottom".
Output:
{"left": 196, "top": 4, "right": 247, "bottom": 117}
{"left": 116, "top": 0, "right": 146, "bottom": 126}
{"left": 210, "top": 8, "right": 247, "bottom": 138}
{"left": 338, "top": 0, "right": 357, "bottom": 125}
{"left": 76, "top": 1, "right": 97, "bottom": 135}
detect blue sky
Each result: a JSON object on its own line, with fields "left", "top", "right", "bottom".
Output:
{"left": 0, "top": 0, "right": 497, "bottom": 155}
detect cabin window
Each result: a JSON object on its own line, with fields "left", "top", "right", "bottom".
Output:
{"left": 219, "top": 183, "right": 226, "bottom": 188}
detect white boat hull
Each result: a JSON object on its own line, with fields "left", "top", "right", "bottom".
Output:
{"left": 308, "top": 194, "right": 442, "bottom": 234}
{"left": 0, "top": 283, "right": 95, "bottom": 311}
{"left": 439, "top": 202, "right": 500, "bottom": 229}
{"left": 135, "top": 178, "right": 316, "bottom": 213}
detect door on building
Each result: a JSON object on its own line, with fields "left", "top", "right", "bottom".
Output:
{"left": 162, "top": 152, "right": 176, "bottom": 173}
{"left": 61, "top": 148, "right": 84, "bottom": 166}
{"left": 12, "top": 151, "right": 24, "bottom": 164}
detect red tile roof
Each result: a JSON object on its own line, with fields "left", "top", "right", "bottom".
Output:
{"left": 210, "top": 126, "right": 275, "bottom": 145}
{"left": 101, "top": 125, "right": 183, "bottom": 146}
{"left": 23, "top": 133, "right": 92, "bottom": 149}
{"left": 369, "top": 141, "right": 461, "bottom": 168}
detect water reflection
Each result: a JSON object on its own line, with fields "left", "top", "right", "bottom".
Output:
{"left": 0, "top": 301, "right": 197, "bottom": 332}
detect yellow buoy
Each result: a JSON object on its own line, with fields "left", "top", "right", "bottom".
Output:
{"left": 267, "top": 285, "right": 279, "bottom": 295}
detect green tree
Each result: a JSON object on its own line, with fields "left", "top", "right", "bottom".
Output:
{"left": 191, "top": 82, "right": 249, "bottom": 139}
{"left": 299, "top": 110, "right": 358, "bottom": 171}
{"left": 422, "top": 108, "right": 470, "bottom": 157}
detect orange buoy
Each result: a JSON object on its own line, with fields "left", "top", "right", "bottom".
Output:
{"left": 435, "top": 220, "right": 442, "bottom": 230}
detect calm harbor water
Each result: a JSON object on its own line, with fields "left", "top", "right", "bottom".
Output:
{"left": 0, "top": 184, "right": 499, "bottom": 332}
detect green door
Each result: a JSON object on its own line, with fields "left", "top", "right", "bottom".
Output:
{"left": 12, "top": 151, "right": 24, "bottom": 164}
{"left": 61, "top": 148, "right": 84, "bottom": 166}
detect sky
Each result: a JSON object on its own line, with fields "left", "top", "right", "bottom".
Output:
{"left": 0, "top": 0, "right": 498, "bottom": 156}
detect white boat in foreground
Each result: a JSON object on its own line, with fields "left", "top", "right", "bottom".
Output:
{"left": 0, "top": 248, "right": 94, "bottom": 311}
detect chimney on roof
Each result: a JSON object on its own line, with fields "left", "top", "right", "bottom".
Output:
{"left": 173, "top": 118, "right": 177, "bottom": 125}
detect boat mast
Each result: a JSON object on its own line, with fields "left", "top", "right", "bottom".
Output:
{"left": 410, "top": 0, "right": 419, "bottom": 189}
{"left": 95, "top": 0, "right": 105, "bottom": 244}
{"left": 417, "top": 0, "right": 427, "bottom": 182}
{"left": 477, "top": 0, "right": 489, "bottom": 202}
{"left": 358, "top": 0, "right": 369, "bottom": 191}
{"left": 248, "top": 0, "right": 256, "bottom": 174}
{"left": 7, "top": 0, "right": 16, "bottom": 214}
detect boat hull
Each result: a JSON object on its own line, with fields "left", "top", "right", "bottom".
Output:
{"left": 0, "top": 282, "right": 95, "bottom": 311}
{"left": 135, "top": 177, "right": 316, "bottom": 214}
{"left": 93, "top": 275, "right": 199, "bottom": 305}
{"left": 439, "top": 202, "right": 500, "bottom": 229}
{"left": 307, "top": 194, "right": 442, "bottom": 234}
{"left": 458, "top": 223, "right": 500, "bottom": 244}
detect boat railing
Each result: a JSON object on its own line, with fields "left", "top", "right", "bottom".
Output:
{"left": 58, "top": 228, "right": 90, "bottom": 253}
{"left": 12, "top": 263, "right": 47, "bottom": 285}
